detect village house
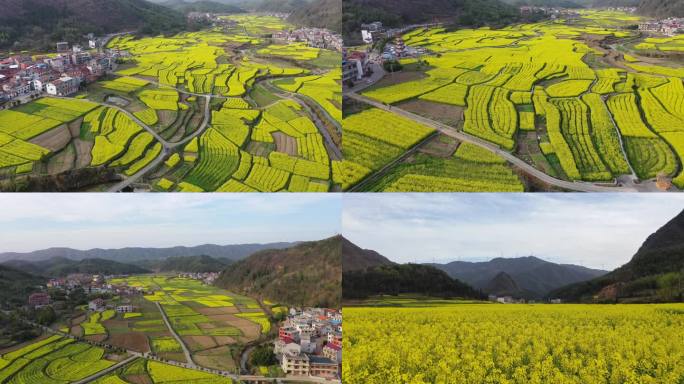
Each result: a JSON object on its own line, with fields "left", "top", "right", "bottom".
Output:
{"left": 322, "top": 343, "right": 341, "bottom": 362}
{"left": 115, "top": 304, "right": 134, "bottom": 313}
{"left": 28, "top": 292, "right": 51, "bottom": 308}
{"left": 281, "top": 353, "right": 309, "bottom": 376}
{"left": 308, "top": 356, "right": 339, "bottom": 379}
{"left": 46, "top": 76, "right": 79, "bottom": 97}
{"left": 88, "top": 298, "right": 105, "bottom": 311}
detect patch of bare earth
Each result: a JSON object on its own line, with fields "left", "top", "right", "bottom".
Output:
{"left": 47, "top": 144, "right": 76, "bottom": 174}
{"left": 71, "top": 325, "right": 84, "bottom": 337}
{"left": 197, "top": 323, "right": 216, "bottom": 330}
{"left": 73, "top": 139, "right": 93, "bottom": 168}
{"left": 213, "top": 336, "right": 236, "bottom": 345}
{"left": 273, "top": 132, "right": 298, "bottom": 155}
{"left": 399, "top": 99, "right": 464, "bottom": 127}
{"left": 125, "top": 374, "right": 153, "bottom": 384}
{"left": 107, "top": 332, "right": 150, "bottom": 353}
{"left": 371, "top": 71, "right": 426, "bottom": 89}
{"left": 418, "top": 134, "right": 460, "bottom": 158}
{"left": 30, "top": 124, "right": 71, "bottom": 151}
{"left": 67, "top": 117, "right": 84, "bottom": 137}
{"left": 158, "top": 110, "right": 177, "bottom": 129}
{"left": 85, "top": 334, "right": 107, "bottom": 343}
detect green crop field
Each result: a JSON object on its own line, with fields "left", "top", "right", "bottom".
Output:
{"left": 353, "top": 10, "right": 684, "bottom": 191}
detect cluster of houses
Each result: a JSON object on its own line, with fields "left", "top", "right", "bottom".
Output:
{"left": 272, "top": 28, "right": 343, "bottom": 52}
{"left": 487, "top": 295, "right": 562, "bottom": 304}
{"left": 28, "top": 273, "right": 145, "bottom": 309}
{"left": 274, "top": 308, "right": 342, "bottom": 380}
{"left": 176, "top": 272, "right": 220, "bottom": 285}
{"left": 639, "top": 18, "right": 684, "bottom": 37}
{"left": 0, "top": 41, "right": 118, "bottom": 110}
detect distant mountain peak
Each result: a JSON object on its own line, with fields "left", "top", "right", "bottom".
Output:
{"left": 342, "top": 237, "right": 394, "bottom": 272}
{"left": 485, "top": 271, "right": 521, "bottom": 296}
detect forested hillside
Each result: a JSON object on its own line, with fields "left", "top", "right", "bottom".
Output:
{"left": 0, "top": 0, "right": 186, "bottom": 50}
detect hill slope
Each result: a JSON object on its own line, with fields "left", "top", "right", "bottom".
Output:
{"left": 0, "top": 0, "right": 186, "bottom": 50}
{"left": 341, "top": 239, "right": 482, "bottom": 300}
{"left": 142, "top": 255, "right": 230, "bottom": 272}
{"left": 343, "top": 263, "right": 484, "bottom": 300}
{"left": 0, "top": 242, "right": 296, "bottom": 264}
{"left": 343, "top": 0, "right": 519, "bottom": 43}
{"left": 430, "top": 256, "right": 607, "bottom": 298}
{"left": 552, "top": 210, "right": 684, "bottom": 302}
{"left": 341, "top": 236, "right": 394, "bottom": 272}
{"left": 0, "top": 265, "right": 45, "bottom": 308}
{"left": 162, "top": 0, "right": 245, "bottom": 13}
{"left": 2, "top": 257, "right": 149, "bottom": 277}
{"left": 215, "top": 236, "right": 341, "bottom": 307}
{"left": 485, "top": 272, "right": 523, "bottom": 296}
{"left": 637, "top": 0, "right": 684, "bottom": 18}
{"left": 288, "top": 0, "right": 342, "bottom": 32}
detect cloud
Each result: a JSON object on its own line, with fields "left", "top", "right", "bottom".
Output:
{"left": 342, "top": 194, "right": 684, "bottom": 269}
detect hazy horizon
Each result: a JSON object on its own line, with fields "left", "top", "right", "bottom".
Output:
{"left": 343, "top": 194, "right": 684, "bottom": 270}
{"left": 0, "top": 194, "right": 341, "bottom": 253}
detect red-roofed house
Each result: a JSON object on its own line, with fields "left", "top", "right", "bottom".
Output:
{"left": 28, "top": 292, "right": 51, "bottom": 308}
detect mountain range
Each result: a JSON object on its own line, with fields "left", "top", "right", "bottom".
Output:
{"left": 429, "top": 256, "right": 607, "bottom": 298}
{"left": 1, "top": 257, "right": 150, "bottom": 277}
{"left": 552, "top": 209, "right": 684, "bottom": 302}
{"left": 0, "top": 242, "right": 296, "bottom": 264}
{"left": 216, "top": 235, "right": 342, "bottom": 308}
{"left": 343, "top": 0, "right": 520, "bottom": 42}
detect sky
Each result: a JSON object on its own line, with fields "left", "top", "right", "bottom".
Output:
{"left": 0, "top": 194, "right": 341, "bottom": 253}
{"left": 342, "top": 194, "right": 684, "bottom": 270}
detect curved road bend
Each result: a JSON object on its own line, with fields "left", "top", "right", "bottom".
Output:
{"left": 345, "top": 92, "right": 637, "bottom": 193}
{"left": 107, "top": 96, "right": 212, "bottom": 192}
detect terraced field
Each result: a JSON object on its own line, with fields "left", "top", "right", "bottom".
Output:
{"left": 107, "top": 276, "right": 268, "bottom": 371}
{"left": 0, "top": 15, "right": 340, "bottom": 192}
{"left": 0, "top": 338, "right": 235, "bottom": 384}
{"left": 355, "top": 10, "right": 684, "bottom": 191}
{"left": 0, "top": 335, "right": 118, "bottom": 384}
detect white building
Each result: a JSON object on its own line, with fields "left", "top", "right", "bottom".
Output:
{"left": 116, "top": 305, "right": 134, "bottom": 313}
{"left": 46, "top": 77, "right": 79, "bottom": 96}
{"left": 88, "top": 298, "right": 105, "bottom": 311}
{"left": 281, "top": 353, "right": 309, "bottom": 376}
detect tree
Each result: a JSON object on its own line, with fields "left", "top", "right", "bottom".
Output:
{"left": 250, "top": 345, "right": 276, "bottom": 366}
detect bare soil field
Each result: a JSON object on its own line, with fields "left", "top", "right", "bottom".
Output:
{"left": 47, "top": 144, "right": 76, "bottom": 175}
{"left": 418, "top": 134, "right": 460, "bottom": 158}
{"left": 73, "top": 139, "right": 93, "bottom": 168}
{"left": 30, "top": 124, "right": 72, "bottom": 151}
{"left": 273, "top": 132, "right": 298, "bottom": 155}
{"left": 399, "top": 99, "right": 464, "bottom": 127}
{"left": 107, "top": 332, "right": 150, "bottom": 353}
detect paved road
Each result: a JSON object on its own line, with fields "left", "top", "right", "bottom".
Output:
{"left": 106, "top": 96, "right": 211, "bottom": 192}
{"left": 73, "top": 355, "right": 139, "bottom": 384}
{"left": 345, "top": 92, "right": 638, "bottom": 192}
{"left": 155, "top": 302, "right": 197, "bottom": 367}
{"left": 261, "top": 80, "right": 343, "bottom": 160}
{"left": 345, "top": 63, "right": 386, "bottom": 94}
